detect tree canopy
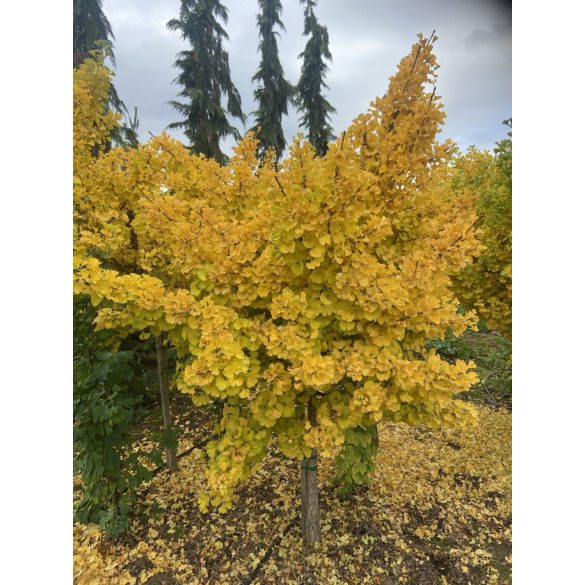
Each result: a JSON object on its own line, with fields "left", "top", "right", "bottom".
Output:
{"left": 74, "top": 36, "right": 481, "bottom": 518}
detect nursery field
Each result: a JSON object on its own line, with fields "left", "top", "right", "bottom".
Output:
{"left": 74, "top": 335, "right": 512, "bottom": 585}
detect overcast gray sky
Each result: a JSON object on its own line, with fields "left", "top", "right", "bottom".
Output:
{"left": 103, "top": 0, "right": 511, "bottom": 154}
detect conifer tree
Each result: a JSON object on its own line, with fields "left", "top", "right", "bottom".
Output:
{"left": 167, "top": 0, "right": 245, "bottom": 163}
{"left": 251, "top": 0, "right": 295, "bottom": 160}
{"left": 114, "top": 107, "right": 140, "bottom": 150}
{"left": 73, "top": 0, "right": 115, "bottom": 68}
{"left": 296, "top": 0, "right": 336, "bottom": 156}
{"left": 73, "top": 0, "right": 133, "bottom": 135}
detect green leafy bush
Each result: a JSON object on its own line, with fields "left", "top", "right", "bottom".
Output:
{"left": 74, "top": 296, "right": 162, "bottom": 538}
{"left": 333, "top": 425, "right": 379, "bottom": 497}
{"left": 428, "top": 329, "right": 512, "bottom": 409}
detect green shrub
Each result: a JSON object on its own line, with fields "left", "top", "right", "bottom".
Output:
{"left": 333, "top": 424, "right": 379, "bottom": 497}
{"left": 73, "top": 296, "right": 162, "bottom": 538}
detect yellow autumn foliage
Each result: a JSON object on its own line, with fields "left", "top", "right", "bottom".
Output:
{"left": 74, "top": 37, "right": 482, "bottom": 511}
{"left": 451, "top": 130, "right": 512, "bottom": 338}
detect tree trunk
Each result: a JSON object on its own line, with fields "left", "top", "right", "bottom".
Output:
{"left": 301, "top": 398, "right": 321, "bottom": 544}
{"left": 155, "top": 336, "right": 178, "bottom": 473}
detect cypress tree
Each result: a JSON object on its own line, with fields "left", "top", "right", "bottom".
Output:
{"left": 296, "top": 0, "right": 336, "bottom": 156}
{"left": 251, "top": 0, "right": 295, "bottom": 160}
{"left": 167, "top": 0, "right": 245, "bottom": 164}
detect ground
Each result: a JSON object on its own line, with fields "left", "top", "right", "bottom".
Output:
{"left": 74, "top": 332, "right": 511, "bottom": 585}
{"left": 74, "top": 415, "right": 511, "bottom": 584}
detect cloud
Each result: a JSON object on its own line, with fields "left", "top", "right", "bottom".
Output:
{"left": 465, "top": 22, "right": 512, "bottom": 52}
{"left": 103, "top": 0, "right": 511, "bottom": 153}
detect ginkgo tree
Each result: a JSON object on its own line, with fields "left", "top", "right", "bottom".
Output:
{"left": 74, "top": 34, "right": 481, "bottom": 544}
{"left": 451, "top": 122, "right": 512, "bottom": 338}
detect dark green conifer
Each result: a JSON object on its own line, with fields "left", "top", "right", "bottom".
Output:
{"left": 296, "top": 0, "right": 336, "bottom": 156}
{"left": 73, "top": 0, "right": 115, "bottom": 68}
{"left": 73, "top": 0, "right": 131, "bottom": 130}
{"left": 167, "top": 0, "right": 245, "bottom": 163}
{"left": 251, "top": 0, "right": 295, "bottom": 160}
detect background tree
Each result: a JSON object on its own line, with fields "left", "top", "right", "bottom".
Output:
{"left": 251, "top": 0, "right": 295, "bottom": 160}
{"left": 114, "top": 106, "right": 141, "bottom": 150}
{"left": 73, "top": 0, "right": 144, "bottom": 150}
{"left": 74, "top": 36, "right": 482, "bottom": 545}
{"left": 296, "top": 0, "right": 336, "bottom": 156}
{"left": 451, "top": 120, "right": 512, "bottom": 338}
{"left": 167, "top": 0, "right": 245, "bottom": 163}
{"left": 73, "top": 0, "right": 115, "bottom": 68}
{"left": 73, "top": 0, "right": 124, "bottom": 113}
